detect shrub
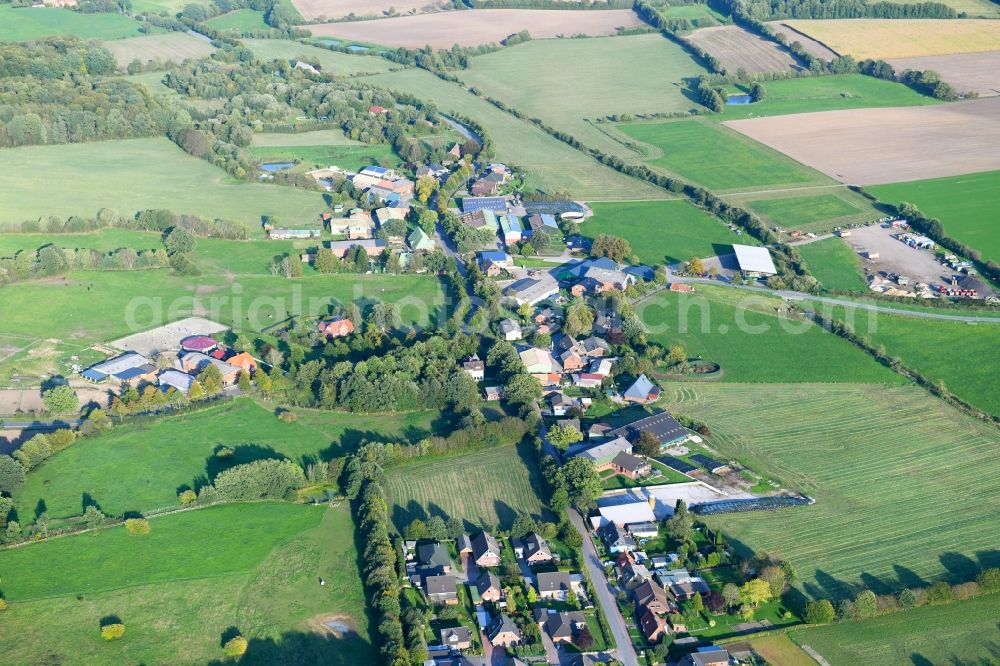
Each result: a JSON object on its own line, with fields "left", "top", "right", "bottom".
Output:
{"left": 925, "top": 581, "right": 953, "bottom": 605}
{"left": 223, "top": 635, "right": 248, "bottom": 656}
{"left": 977, "top": 568, "right": 1000, "bottom": 592}
{"left": 897, "top": 588, "right": 918, "bottom": 609}
{"left": 803, "top": 599, "right": 835, "bottom": 624}
{"left": 101, "top": 623, "right": 125, "bottom": 640}
{"left": 277, "top": 410, "right": 297, "bottom": 423}
{"left": 951, "top": 582, "right": 979, "bottom": 600}
{"left": 124, "top": 518, "right": 150, "bottom": 536}
{"left": 178, "top": 489, "right": 198, "bottom": 505}
{"left": 212, "top": 458, "right": 305, "bottom": 501}
{"left": 0, "top": 598, "right": 7, "bottom": 611}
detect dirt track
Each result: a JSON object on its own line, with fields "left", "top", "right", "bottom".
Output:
{"left": 887, "top": 51, "right": 1000, "bottom": 97}
{"left": 688, "top": 25, "right": 800, "bottom": 73}
{"left": 724, "top": 97, "right": 1000, "bottom": 185}
{"left": 305, "top": 9, "right": 644, "bottom": 48}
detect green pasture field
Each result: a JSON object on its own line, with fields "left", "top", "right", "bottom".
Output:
{"left": 795, "top": 237, "right": 868, "bottom": 292}
{"left": 0, "top": 502, "right": 374, "bottom": 665}
{"left": 0, "top": 5, "right": 149, "bottom": 41}
{"left": 0, "top": 137, "right": 327, "bottom": 229}
{"left": 664, "top": 3, "right": 729, "bottom": 23}
{"left": 384, "top": 442, "right": 548, "bottom": 531}
{"left": 101, "top": 32, "right": 215, "bottom": 68}
{"left": 790, "top": 593, "right": 1000, "bottom": 664}
{"left": 252, "top": 129, "right": 365, "bottom": 147}
{"left": 643, "top": 286, "right": 902, "bottom": 383}
{"left": 664, "top": 382, "right": 1000, "bottom": 598}
{"left": 13, "top": 398, "right": 438, "bottom": 520}
{"left": 868, "top": 170, "right": 1000, "bottom": 263}
{"left": 0, "top": 269, "right": 445, "bottom": 341}
{"left": 617, "top": 119, "right": 822, "bottom": 192}
{"left": 814, "top": 303, "right": 1000, "bottom": 417}
{"left": 362, "top": 68, "right": 670, "bottom": 201}
{"left": 746, "top": 635, "right": 816, "bottom": 666}
{"left": 458, "top": 34, "right": 709, "bottom": 158}
{"left": 580, "top": 200, "right": 749, "bottom": 266}
{"left": 892, "top": 0, "right": 1000, "bottom": 16}
{"left": 244, "top": 39, "right": 397, "bottom": 76}
{"left": 204, "top": 9, "right": 269, "bottom": 32}
{"left": 716, "top": 74, "right": 939, "bottom": 121}
{"left": 251, "top": 143, "right": 398, "bottom": 171}
{"left": 745, "top": 191, "right": 873, "bottom": 232}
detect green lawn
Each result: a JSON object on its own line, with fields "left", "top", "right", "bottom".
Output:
{"left": 0, "top": 5, "right": 149, "bottom": 41}
{"left": 0, "top": 137, "right": 327, "bottom": 229}
{"left": 715, "top": 74, "right": 939, "bottom": 121}
{"left": 458, "top": 34, "right": 709, "bottom": 158}
{"left": 129, "top": 0, "right": 190, "bottom": 12}
{"left": 617, "top": 119, "right": 822, "bottom": 191}
{"left": 362, "top": 68, "right": 670, "bottom": 201}
{"left": 0, "top": 269, "right": 445, "bottom": 341}
{"left": 790, "top": 593, "right": 1000, "bottom": 664}
{"left": 204, "top": 9, "right": 270, "bottom": 32}
{"left": 815, "top": 303, "right": 1000, "bottom": 417}
{"left": 12, "top": 399, "right": 440, "bottom": 520}
{"left": 643, "top": 286, "right": 903, "bottom": 383}
{"left": 244, "top": 39, "right": 396, "bottom": 76}
{"left": 868, "top": 170, "right": 1000, "bottom": 263}
{"left": 580, "top": 200, "right": 749, "bottom": 266}
{"left": 0, "top": 502, "right": 374, "bottom": 665}
{"left": 746, "top": 192, "right": 866, "bottom": 229}
{"left": 795, "top": 237, "right": 868, "bottom": 292}
{"left": 664, "top": 382, "right": 1000, "bottom": 599}
{"left": 384, "top": 442, "right": 548, "bottom": 531}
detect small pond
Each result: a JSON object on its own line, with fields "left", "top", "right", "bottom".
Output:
{"left": 346, "top": 45, "right": 369, "bottom": 53}
{"left": 260, "top": 162, "right": 296, "bottom": 172}
{"left": 726, "top": 94, "right": 753, "bottom": 105}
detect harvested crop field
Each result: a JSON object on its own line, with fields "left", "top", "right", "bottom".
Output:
{"left": 291, "top": 0, "right": 448, "bottom": 20}
{"left": 686, "top": 25, "right": 800, "bottom": 73}
{"left": 102, "top": 32, "right": 215, "bottom": 67}
{"left": 886, "top": 51, "right": 1000, "bottom": 97}
{"left": 307, "top": 9, "right": 644, "bottom": 48}
{"left": 767, "top": 21, "right": 839, "bottom": 59}
{"left": 725, "top": 97, "right": 1000, "bottom": 185}
{"left": 781, "top": 19, "right": 1000, "bottom": 60}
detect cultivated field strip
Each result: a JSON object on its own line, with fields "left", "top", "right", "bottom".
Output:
{"left": 102, "top": 32, "right": 215, "bottom": 68}
{"left": 384, "top": 444, "right": 546, "bottom": 530}
{"left": 687, "top": 25, "right": 800, "bottom": 74}
{"left": 664, "top": 383, "right": 1000, "bottom": 596}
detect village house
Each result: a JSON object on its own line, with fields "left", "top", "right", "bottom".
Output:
{"left": 621, "top": 561, "right": 653, "bottom": 590}
{"left": 326, "top": 239, "right": 387, "bottom": 259}
{"left": 535, "top": 609, "right": 586, "bottom": 644}
{"left": 374, "top": 206, "right": 408, "bottom": 232}
{"left": 610, "top": 451, "right": 652, "bottom": 479}
{"left": 518, "top": 533, "right": 553, "bottom": 565}
{"left": 487, "top": 613, "right": 522, "bottom": 648}
{"left": 640, "top": 608, "right": 670, "bottom": 643}
{"left": 527, "top": 213, "right": 560, "bottom": 236}
{"left": 318, "top": 316, "right": 355, "bottom": 338}
{"left": 536, "top": 571, "right": 572, "bottom": 601}
{"left": 519, "top": 347, "right": 562, "bottom": 380}
{"left": 407, "top": 227, "right": 435, "bottom": 252}
{"left": 548, "top": 391, "right": 579, "bottom": 417}
{"left": 475, "top": 570, "right": 503, "bottom": 603}
{"left": 463, "top": 354, "right": 485, "bottom": 381}
{"left": 158, "top": 369, "right": 194, "bottom": 394}
{"left": 461, "top": 196, "right": 507, "bottom": 215}
{"left": 416, "top": 541, "right": 454, "bottom": 573}
{"left": 499, "top": 318, "right": 523, "bottom": 341}
{"left": 472, "top": 531, "right": 502, "bottom": 567}
{"left": 634, "top": 579, "right": 671, "bottom": 616}
{"left": 627, "top": 521, "right": 659, "bottom": 539}
{"left": 659, "top": 569, "right": 711, "bottom": 601}
{"left": 81, "top": 352, "right": 157, "bottom": 386}
{"left": 623, "top": 374, "right": 661, "bottom": 404}
{"left": 180, "top": 352, "right": 242, "bottom": 386}
{"left": 457, "top": 534, "right": 473, "bottom": 556}
{"left": 572, "top": 373, "right": 605, "bottom": 389}
{"left": 560, "top": 347, "right": 585, "bottom": 373}
{"left": 594, "top": 312, "right": 624, "bottom": 342}
{"left": 226, "top": 352, "right": 257, "bottom": 374}
{"left": 608, "top": 411, "right": 690, "bottom": 451}
{"left": 461, "top": 208, "right": 498, "bottom": 230}
{"left": 600, "top": 522, "right": 637, "bottom": 554}
{"left": 579, "top": 336, "right": 611, "bottom": 358}
{"left": 478, "top": 250, "right": 513, "bottom": 277}
{"left": 571, "top": 436, "right": 632, "bottom": 473}
{"left": 588, "top": 423, "right": 612, "bottom": 441}
{"left": 347, "top": 208, "right": 376, "bottom": 239}
{"left": 497, "top": 214, "right": 523, "bottom": 245}
{"left": 439, "top": 626, "right": 472, "bottom": 651}
{"left": 484, "top": 386, "right": 503, "bottom": 401}
{"left": 572, "top": 261, "right": 636, "bottom": 296}
{"left": 424, "top": 574, "right": 459, "bottom": 605}
{"left": 504, "top": 274, "right": 560, "bottom": 307}
{"left": 471, "top": 175, "right": 502, "bottom": 197}
{"left": 683, "top": 646, "right": 732, "bottom": 666}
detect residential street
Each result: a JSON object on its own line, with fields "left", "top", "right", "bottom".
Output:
{"left": 568, "top": 510, "right": 640, "bottom": 666}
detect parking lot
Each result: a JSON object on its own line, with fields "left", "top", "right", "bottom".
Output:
{"left": 843, "top": 225, "right": 957, "bottom": 292}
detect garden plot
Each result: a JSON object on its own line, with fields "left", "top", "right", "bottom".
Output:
{"left": 687, "top": 25, "right": 800, "bottom": 73}
{"left": 886, "top": 51, "right": 1000, "bottom": 97}
{"left": 724, "top": 97, "right": 1000, "bottom": 185}
{"left": 307, "top": 9, "right": 644, "bottom": 48}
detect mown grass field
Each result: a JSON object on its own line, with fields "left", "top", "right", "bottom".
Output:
{"left": 663, "top": 3, "right": 729, "bottom": 22}
{"left": 747, "top": 635, "right": 816, "bottom": 666}
{"left": 458, "top": 34, "right": 708, "bottom": 158}
{"left": 617, "top": 119, "right": 823, "bottom": 191}
{"left": 251, "top": 129, "right": 399, "bottom": 171}
{"left": 868, "top": 170, "right": 1000, "bottom": 262}
{"left": 0, "top": 5, "right": 148, "bottom": 41}
{"left": 12, "top": 399, "right": 439, "bottom": 520}
{"left": 0, "top": 269, "right": 445, "bottom": 341}
{"left": 244, "top": 39, "right": 396, "bottom": 76}
{"left": 204, "top": 9, "right": 270, "bottom": 32}
{"left": 643, "top": 286, "right": 903, "bottom": 383}
{"left": 129, "top": 0, "right": 190, "bottom": 12}
{"left": 384, "top": 442, "right": 548, "bottom": 531}
{"left": 0, "top": 137, "right": 327, "bottom": 228}
{"left": 102, "top": 32, "right": 215, "bottom": 68}
{"left": 664, "top": 383, "right": 1000, "bottom": 598}
{"left": 0, "top": 502, "right": 374, "bottom": 665}
{"left": 795, "top": 237, "right": 868, "bottom": 292}
{"left": 815, "top": 303, "right": 1000, "bottom": 417}
{"left": 783, "top": 19, "right": 1000, "bottom": 59}
{"left": 715, "top": 74, "right": 939, "bottom": 121}
{"left": 580, "top": 200, "right": 748, "bottom": 266}
{"left": 362, "top": 68, "right": 670, "bottom": 201}
{"left": 745, "top": 192, "right": 871, "bottom": 231}
{"left": 790, "top": 592, "right": 1000, "bottom": 664}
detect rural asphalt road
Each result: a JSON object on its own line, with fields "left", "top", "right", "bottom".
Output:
{"left": 0, "top": 419, "right": 82, "bottom": 430}
{"left": 569, "top": 510, "right": 639, "bottom": 666}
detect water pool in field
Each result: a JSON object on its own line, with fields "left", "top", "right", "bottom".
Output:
{"left": 727, "top": 94, "right": 753, "bottom": 105}
{"left": 260, "top": 162, "right": 296, "bottom": 172}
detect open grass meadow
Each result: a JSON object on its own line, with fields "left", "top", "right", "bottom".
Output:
{"left": 580, "top": 200, "right": 748, "bottom": 266}
{"left": 868, "top": 170, "right": 1000, "bottom": 262}
{"left": 12, "top": 399, "right": 440, "bottom": 520}
{"left": 362, "top": 68, "right": 670, "bottom": 201}
{"left": 0, "top": 137, "right": 327, "bottom": 229}
{"left": 0, "top": 269, "right": 445, "bottom": 341}
{"left": 617, "top": 119, "right": 823, "bottom": 192}
{"left": 746, "top": 635, "right": 817, "bottom": 666}
{"left": 102, "top": 32, "right": 215, "bottom": 68}
{"left": 244, "top": 39, "right": 396, "bottom": 76}
{"left": 815, "top": 303, "right": 1000, "bottom": 417}
{"left": 642, "top": 286, "right": 903, "bottom": 384}
{"left": 663, "top": 382, "right": 1000, "bottom": 598}
{"left": 789, "top": 592, "right": 1000, "bottom": 664}
{"left": 0, "top": 502, "right": 375, "bottom": 665}
{"left": 0, "top": 5, "right": 149, "bottom": 41}
{"left": 795, "top": 237, "right": 868, "bottom": 292}
{"left": 744, "top": 190, "right": 878, "bottom": 233}
{"left": 204, "top": 9, "right": 270, "bottom": 32}
{"left": 384, "top": 442, "right": 548, "bottom": 531}
{"left": 251, "top": 129, "right": 400, "bottom": 171}
{"left": 458, "top": 34, "right": 708, "bottom": 158}
{"left": 716, "top": 74, "right": 939, "bottom": 121}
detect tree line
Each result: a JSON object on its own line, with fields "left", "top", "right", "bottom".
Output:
{"left": 709, "top": 0, "right": 957, "bottom": 20}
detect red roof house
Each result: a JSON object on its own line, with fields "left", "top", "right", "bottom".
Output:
{"left": 318, "top": 317, "right": 355, "bottom": 338}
